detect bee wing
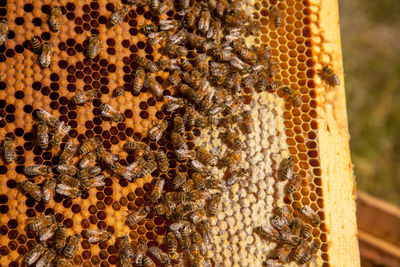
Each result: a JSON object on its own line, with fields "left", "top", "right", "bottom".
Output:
{"left": 56, "top": 183, "right": 72, "bottom": 195}
{"left": 88, "top": 236, "right": 100, "bottom": 243}
{"left": 91, "top": 175, "right": 105, "bottom": 187}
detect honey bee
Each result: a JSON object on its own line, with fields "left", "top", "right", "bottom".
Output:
{"left": 290, "top": 217, "right": 303, "bottom": 236}
{"left": 28, "top": 215, "right": 55, "bottom": 233}
{"left": 197, "top": 219, "right": 212, "bottom": 245}
{"left": 0, "top": 19, "right": 8, "bottom": 46}
{"left": 134, "top": 240, "right": 148, "bottom": 266}
{"left": 156, "top": 150, "right": 168, "bottom": 173}
{"left": 36, "top": 248, "right": 56, "bottom": 267}
{"left": 55, "top": 224, "right": 67, "bottom": 252}
{"left": 220, "top": 129, "right": 245, "bottom": 150}
{"left": 226, "top": 166, "right": 247, "bottom": 186}
{"left": 264, "top": 259, "right": 284, "bottom": 267}
{"left": 113, "top": 87, "right": 125, "bottom": 97}
{"left": 36, "top": 122, "right": 49, "bottom": 149}
{"left": 189, "top": 160, "right": 210, "bottom": 177}
{"left": 87, "top": 34, "right": 100, "bottom": 59}
{"left": 79, "top": 151, "right": 97, "bottom": 169}
{"left": 298, "top": 205, "right": 321, "bottom": 225}
{"left": 31, "top": 36, "right": 42, "bottom": 53}
{"left": 246, "top": 20, "right": 261, "bottom": 36}
{"left": 80, "top": 174, "right": 105, "bottom": 190}
{"left": 280, "top": 225, "right": 300, "bottom": 246}
{"left": 187, "top": 189, "right": 205, "bottom": 201}
{"left": 110, "top": 6, "right": 129, "bottom": 27}
{"left": 78, "top": 165, "right": 102, "bottom": 180}
{"left": 292, "top": 240, "right": 308, "bottom": 263}
{"left": 186, "top": 3, "right": 201, "bottom": 28}
{"left": 320, "top": 65, "right": 340, "bottom": 86}
{"left": 24, "top": 243, "right": 46, "bottom": 265}
{"left": 123, "top": 140, "right": 150, "bottom": 157}
{"left": 39, "top": 42, "right": 53, "bottom": 68}
{"left": 180, "top": 179, "right": 194, "bottom": 192}
{"left": 137, "top": 160, "right": 157, "bottom": 178}
{"left": 153, "top": 202, "right": 175, "bottom": 215}
{"left": 150, "top": 178, "right": 165, "bottom": 202}
{"left": 169, "top": 29, "right": 188, "bottom": 45}
{"left": 120, "top": 250, "right": 133, "bottom": 266}
{"left": 198, "top": 6, "right": 211, "bottom": 34}
{"left": 120, "top": 235, "right": 135, "bottom": 258}
{"left": 63, "top": 233, "right": 81, "bottom": 259}
{"left": 167, "top": 70, "right": 181, "bottom": 87}
{"left": 142, "top": 23, "right": 158, "bottom": 35}
{"left": 85, "top": 229, "right": 112, "bottom": 243}
{"left": 149, "top": 247, "right": 170, "bottom": 265}
{"left": 178, "top": 58, "right": 193, "bottom": 73}
{"left": 183, "top": 106, "right": 196, "bottom": 128}
{"left": 147, "top": 31, "right": 169, "bottom": 46}
{"left": 49, "top": 6, "right": 62, "bottom": 32}
{"left": 126, "top": 206, "right": 150, "bottom": 227}
{"left": 255, "top": 224, "right": 280, "bottom": 242}
{"left": 286, "top": 173, "right": 302, "bottom": 195}
{"left": 276, "top": 244, "right": 293, "bottom": 263}
{"left": 59, "top": 174, "right": 81, "bottom": 188}
{"left": 55, "top": 164, "right": 77, "bottom": 176}
{"left": 51, "top": 122, "right": 71, "bottom": 148}
{"left": 54, "top": 256, "right": 69, "bottom": 267}
{"left": 172, "top": 173, "right": 187, "bottom": 190}
{"left": 35, "top": 109, "right": 60, "bottom": 129}
{"left": 241, "top": 110, "right": 254, "bottom": 134}
{"left": 278, "top": 157, "right": 294, "bottom": 180}
{"left": 3, "top": 137, "right": 15, "bottom": 164}
{"left": 301, "top": 223, "right": 313, "bottom": 239}
{"left": 164, "top": 43, "right": 188, "bottom": 58}
{"left": 149, "top": 120, "right": 168, "bottom": 141}
{"left": 176, "top": 149, "right": 195, "bottom": 163}
{"left": 24, "top": 164, "right": 51, "bottom": 177}
{"left": 195, "top": 147, "right": 215, "bottom": 166}
{"left": 298, "top": 241, "right": 320, "bottom": 264}
{"left": 41, "top": 177, "right": 56, "bottom": 203}
{"left": 191, "top": 231, "right": 208, "bottom": 256}
{"left": 282, "top": 87, "right": 302, "bottom": 107}
{"left": 136, "top": 56, "right": 158, "bottom": 73}
{"left": 132, "top": 67, "right": 145, "bottom": 95}
{"left": 101, "top": 103, "right": 124, "bottom": 122}
{"left": 56, "top": 183, "right": 82, "bottom": 199}
{"left": 207, "top": 19, "right": 222, "bottom": 42}
{"left": 223, "top": 151, "right": 240, "bottom": 168}
{"left": 208, "top": 192, "right": 222, "bottom": 217}
{"left": 142, "top": 255, "right": 156, "bottom": 267}
{"left": 38, "top": 222, "right": 58, "bottom": 242}
{"left": 79, "top": 137, "right": 101, "bottom": 155}
{"left": 165, "top": 191, "right": 186, "bottom": 202}
{"left": 152, "top": 0, "right": 174, "bottom": 15}
{"left": 144, "top": 74, "right": 163, "bottom": 98}
{"left": 271, "top": 215, "right": 291, "bottom": 231}
{"left": 269, "top": 6, "right": 283, "bottom": 28}
{"left": 171, "top": 133, "right": 188, "bottom": 150}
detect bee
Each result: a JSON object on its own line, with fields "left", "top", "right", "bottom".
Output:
{"left": 54, "top": 256, "right": 69, "bottom": 267}
{"left": 274, "top": 205, "right": 293, "bottom": 220}
{"left": 264, "top": 259, "right": 283, "bottom": 267}
{"left": 246, "top": 20, "right": 261, "bottom": 36}
{"left": 38, "top": 223, "right": 58, "bottom": 242}
{"left": 41, "top": 177, "right": 56, "bottom": 204}
{"left": 240, "top": 110, "right": 254, "bottom": 134}
{"left": 130, "top": 70, "right": 144, "bottom": 97}
{"left": 150, "top": 178, "right": 165, "bottom": 202}
{"left": 39, "top": 42, "right": 53, "bottom": 68}
{"left": 79, "top": 137, "right": 101, "bottom": 155}
{"left": 134, "top": 240, "right": 148, "bottom": 266}
{"left": 101, "top": 103, "right": 124, "bottom": 122}
{"left": 96, "top": 146, "right": 118, "bottom": 167}
{"left": 78, "top": 165, "right": 102, "bottom": 180}
{"left": 164, "top": 43, "right": 188, "bottom": 58}
{"left": 156, "top": 150, "right": 168, "bottom": 173}
{"left": 186, "top": 4, "right": 201, "bottom": 28}
{"left": 28, "top": 215, "right": 55, "bottom": 233}
{"left": 190, "top": 243, "right": 201, "bottom": 257}
{"left": 189, "top": 160, "right": 210, "bottom": 177}
{"left": 169, "top": 29, "right": 188, "bottom": 45}
{"left": 191, "top": 172, "right": 206, "bottom": 190}
{"left": 24, "top": 164, "right": 51, "bottom": 176}
{"left": 56, "top": 183, "right": 82, "bottom": 199}
{"left": 59, "top": 174, "right": 81, "bottom": 188}
{"left": 165, "top": 191, "right": 186, "bottom": 202}
{"left": 49, "top": 6, "right": 62, "bottom": 32}
{"left": 147, "top": 31, "right": 169, "bottom": 46}
{"left": 151, "top": 0, "right": 173, "bottom": 15}
{"left": 110, "top": 6, "right": 129, "bottom": 27}
{"left": 276, "top": 244, "right": 293, "bottom": 263}
{"left": 173, "top": 115, "right": 185, "bottom": 135}
{"left": 55, "top": 224, "right": 67, "bottom": 252}
{"left": 226, "top": 166, "right": 247, "bottom": 186}
{"left": 234, "top": 45, "right": 258, "bottom": 65}
{"left": 80, "top": 174, "right": 105, "bottom": 190}
{"left": 280, "top": 225, "right": 300, "bottom": 246}
{"left": 197, "top": 219, "right": 212, "bottom": 245}
{"left": 85, "top": 229, "right": 112, "bottom": 243}
{"left": 153, "top": 202, "right": 175, "bottom": 215}
{"left": 149, "top": 247, "right": 170, "bottom": 265}
{"left": 87, "top": 34, "right": 100, "bottom": 59}
{"left": 286, "top": 173, "right": 302, "bottom": 195}
{"left": 120, "top": 252, "right": 133, "bottom": 266}
{"left": 255, "top": 224, "right": 280, "bottom": 242}
{"left": 293, "top": 240, "right": 308, "bottom": 263}
{"left": 24, "top": 243, "right": 46, "bottom": 265}
{"left": 113, "top": 87, "right": 125, "bottom": 97}
{"left": 0, "top": 19, "right": 8, "bottom": 46}
{"left": 63, "top": 233, "right": 81, "bottom": 259}
{"left": 51, "top": 121, "right": 71, "bottom": 148}
{"left": 191, "top": 209, "right": 206, "bottom": 224}
{"left": 31, "top": 37, "right": 42, "bottom": 53}
{"left": 123, "top": 140, "right": 149, "bottom": 156}
{"left": 183, "top": 106, "right": 196, "bottom": 128}
{"left": 178, "top": 58, "right": 193, "bottom": 73}
{"left": 195, "top": 147, "right": 215, "bottom": 166}
{"left": 298, "top": 205, "right": 321, "bottom": 225}
{"left": 278, "top": 157, "right": 294, "bottom": 180}
{"left": 220, "top": 129, "right": 245, "bottom": 150}
{"left": 172, "top": 173, "right": 187, "bottom": 190}
{"left": 270, "top": 214, "right": 290, "bottom": 231}
{"left": 208, "top": 192, "right": 222, "bottom": 217}
{"left": 171, "top": 133, "right": 188, "bottom": 150}
{"left": 320, "top": 65, "right": 340, "bottom": 86}
{"left": 198, "top": 6, "right": 211, "bottom": 34}
{"left": 3, "top": 137, "right": 15, "bottom": 164}
{"left": 223, "top": 151, "right": 240, "bottom": 168}
{"left": 298, "top": 241, "right": 320, "bottom": 264}
{"left": 191, "top": 231, "right": 208, "bottom": 256}
{"left": 144, "top": 74, "right": 163, "bottom": 98}
{"left": 301, "top": 223, "right": 313, "bottom": 239}
{"left": 136, "top": 56, "right": 158, "bottom": 73}
{"left": 36, "top": 122, "right": 49, "bottom": 149}
{"left": 142, "top": 23, "right": 158, "bottom": 35}
{"left": 71, "top": 89, "right": 99, "bottom": 106}
{"left": 207, "top": 19, "right": 222, "bottom": 42}
{"left": 36, "top": 248, "right": 56, "bottom": 267}
{"left": 137, "top": 160, "right": 157, "bottom": 177}
{"left": 126, "top": 206, "right": 150, "bottom": 227}
{"left": 55, "top": 164, "right": 77, "bottom": 176}
{"left": 35, "top": 108, "right": 59, "bottom": 129}
{"left": 269, "top": 6, "right": 283, "bottom": 28}
{"left": 282, "top": 87, "right": 302, "bottom": 107}
{"left": 149, "top": 120, "right": 168, "bottom": 141}
{"left": 79, "top": 151, "right": 97, "bottom": 169}
{"left": 143, "top": 255, "right": 156, "bottom": 267}
{"left": 120, "top": 235, "right": 135, "bottom": 258}
{"left": 180, "top": 225, "right": 192, "bottom": 247}
{"left": 187, "top": 189, "right": 205, "bottom": 201}
{"left": 290, "top": 217, "right": 303, "bottom": 236}
{"left": 180, "top": 179, "right": 194, "bottom": 192}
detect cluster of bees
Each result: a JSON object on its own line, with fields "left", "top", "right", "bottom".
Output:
{"left": 0, "top": 0, "right": 342, "bottom": 266}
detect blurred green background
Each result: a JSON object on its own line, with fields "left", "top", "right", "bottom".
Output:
{"left": 339, "top": 0, "right": 400, "bottom": 205}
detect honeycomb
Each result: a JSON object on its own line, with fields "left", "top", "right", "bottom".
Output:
{"left": 0, "top": 0, "right": 358, "bottom": 266}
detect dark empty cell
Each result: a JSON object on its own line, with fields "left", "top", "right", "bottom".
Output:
{"left": 75, "top": 62, "right": 84, "bottom": 70}
{"left": 100, "top": 77, "right": 109, "bottom": 85}
{"left": 7, "top": 30, "right": 14, "bottom": 40}
{"left": 66, "top": 12, "right": 75, "bottom": 20}
{"left": 90, "top": 19, "right": 99, "bottom": 28}
{"left": 0, "top": 205, "right": 8, "bottom": 214}
{"left": 62, "top": 199, "right": 72, "bottom": 209}
{"left": 32, "top": 17, "right": 42, "bottom": 26}
{"left": 0, "top": 246, "right": 9, "bottom": 256}
{"left": 0, "top": 8, "right": 5, "bottom": 16}
{"left": 93, "top": 116, "right": 102, "bottom": 125}
{"left": 123, "top": 75, "right": 131, "bottom": 83}
{"left": 92, "top": 81, "right": 101, "bottom": 89}
{"left": 95, "top": 15, "right": 106, "bottom": 25}
{"left": 7, "top": 219, "right": 18, "bottom": 229}
{"left": 67, "top": 47, "right": 76, "bottom": 56}
{"left": 85, "top": 121, "right": 94, "bottom": 129}
{"left": 82, "top": 4, "right": 90, "bottom": 13}
{"left": 137, "top": 41, "right": 145, "bottom": 50}
{"left": 145, "top": 46, "right": 153, "bottom": 54}
{"left": 66, "top": 38, "right": 76, "bottom": 47}
{"left": 136, "top": 5, "right": 145, "bottom": 14}
{"left": 155, "top": 111, "right": 164, "bottom": 120}
{"left": 74, "top": 26, "right": 83, "bottom": 34}
{"left": 6, "top": 179, "right": 16, "bottom": 189}
{"left": 57, "top": 42, "right": 67, "bottom": 51}
{"left": 24, "top": 3, "right": 34, "bottom": 12}
{"left": 26, "top": 198, "right": 36, "bottom": 207}
{"left": 33, "top": 146, "right": 42, "bottom": 155}
{"left": 24, "top": 105, "right": 33, "bottom": 114}
{"left": 101, "top": 131, "right": 110, "bottom": 139}
{"left": 15, "top": 17, "right": 25, "bottom": 25}
{"left": 147, "top": 98, "right": 156, "bottom": 106}
{"left": 75, "top": 43, "right": 84, "bottom": 52}
{"left": 5, "top": 49, "right": 15, "bottom": 58}
{"left": 76, "top": 71, "right": 84, "bottom": 79}
{"left": 122, "top": 66, "right": 131, "bottom": 74}
{"left": 83, "top": 58, "right": 92, "bottom": 66}
{"left": 50, "top": 101, "right": 59, "bottom": 110}
{"left": 67, "top": 84, "right": 76, "bottom": 92}
{"left": 83, "top": 23, "right": 91, "bottom": 31}
{"left": 71, "top": 204, "right": 81, "bottom": 213}
{"left": 74, "top": 17, "right": 83, "bottom": 25}
{"left": 14, "top": 91, "right": 24, "bottom": 99}
{"left": 99, "top": 68, "right": 108, "bottom": 77}
{"left": 122, "top": 40, "right": 130, "bottom": 48}
{"left": 5, "top": 104, "right": 14, "bottom": 114}
{"left": 107, "top": 64, "right": 116, "bottom": 73}
{"left": 103, "top": 140, "right": 111, "bottom": 149}
{"left": 66, "top": 2, "right": 76, "bottom": 11}
{"left": 0, "top": 195, "right": 7, "bottom": 204}
{"left": 140, "top": 111, "right": 149, "bottom": 119}
{"left": 129, "top": 45, "right": 139, "bottom": 55}
{"left": 85, "top": 130, "right": 94, "bottom": 138}
{"left": 14, "top": 44, "right": 24, "bottom": 53}
{"left": 42, "top": 152, "right": 52, "bottom": 160}
{"left": 84, "top": 66, "right": 92, "bottom": 75}
{"left": 50, "top": 83, "right": 60, "bottom": 91}
{"left": 64, "top": 218, "right": 74, "bottom": 228}
{"left": 35, "top": 203, "right": 45, "bottom": 212}
{"left": 93, "top": 126, "right": 102, "bottom": 134}
{"left": 110, "top": 136, "right": 119, "bottom": 144}
{"left": 92, "top": 72, "right": 100, "bottom": 80}
{"left": 107, "top": 47, "right": 116, "bottom": 55}
{"left": 84, "top": 76, "right": 93, "bottom": 84}
{"left": 41, "top": 32, "right": 51, "bottom": 41}
{"left": 0, "top": 54, "right": 5, "bottom": 63}
{"left": 129, "top": 28, "right": 138, "bottom": 36}
{"left": 49, "top": 92, "right": 59, "bottom": 100}
{"left": 0, "top": 81, "right": 5, "bottom": 91}
{"left": 58, "top": 106, "right": 68, "bottom": 115}
{"left": 14, "top": 128, "right": 23, "bottom": 137}
{"left": 58, "top": 60, "right": 68, "bottom": 69}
